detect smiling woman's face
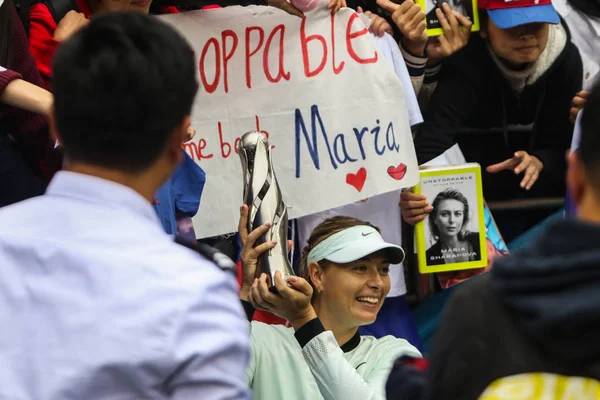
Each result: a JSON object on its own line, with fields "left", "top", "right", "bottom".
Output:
{"left": 484, "top": 19, "right": 550, "bottom": 67}
{"left": 433, "top": 199, "right": 465, "bottom": 239}
{"left": 314, "top": 253, "right": 391, "bottom": 329}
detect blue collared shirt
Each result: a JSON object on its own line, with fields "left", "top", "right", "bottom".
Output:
{"left": 0, "top": 171, "right": 250, "bottom": 400}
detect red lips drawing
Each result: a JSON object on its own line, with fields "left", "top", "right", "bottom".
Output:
{"left": 387, "top": 163, "right": 407, "bottom": 180}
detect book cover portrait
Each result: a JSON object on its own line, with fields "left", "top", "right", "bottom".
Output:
{"left": 415, "top": 165, "right": 487, "bottom": 273}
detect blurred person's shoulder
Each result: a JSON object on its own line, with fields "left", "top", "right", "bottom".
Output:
{"left": 0, "top": 179, "right": 234, "bottom": 292}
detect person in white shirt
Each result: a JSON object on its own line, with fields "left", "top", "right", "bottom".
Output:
{"left": 240, "top": 206, "right": 421, "bottom": 399}
{"left": 0, "top": 12, "right": 250, "bottom": 400}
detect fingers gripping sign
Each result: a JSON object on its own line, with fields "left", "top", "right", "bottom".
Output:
{"left": 358, "top": 7, "right": 393, "bottom": 37}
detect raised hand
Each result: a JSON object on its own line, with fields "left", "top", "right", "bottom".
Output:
{"left": 570, "top": 91, "right": 588, "bottom": 124}
{"left": 486, "top": 151, "right": 544, "bottom": 190}
{"left": 358, "top": 7, "right": 393, "bottom": 37}
{"left": 426, "top": 3, "right": 472, "bottom": 66}
{"left": 377, "top": 0, "right": 427, "bottom": 55}
{"left": 54, "top": 11, "right": 88, "bottom": 42}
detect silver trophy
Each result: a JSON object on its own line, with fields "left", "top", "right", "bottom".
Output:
{"left": 238, "top": 131, "right": 295, "bottom": 292}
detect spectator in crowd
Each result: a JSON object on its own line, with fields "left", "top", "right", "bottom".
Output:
{"left": 554, "top": 0, "right": 600, "bottom": 122}
{"left": 376, "top": 0, "right": 472, "bottom": 98}
{"left": 389, "top": 79, "right": 600, "bottom": 400}
{"left": 558, "top": 0, "right": 600, "bottom": 216}
{"left": 28, "top": 0, "right": 180, "bottom": 89}
{"left": 240, "top": 206, "right": 421, "bottom": 399}
{"left": 352, "top": 0, "right": 471, "bottom": 97}
{"left": 401, "top": 0, "right": 582, "bottom": 237}
{"left": 0, "top": 13, "right": 250, "bottom": 399}
{"left": 0, "top": 0, "right": 61, "bottom": 207}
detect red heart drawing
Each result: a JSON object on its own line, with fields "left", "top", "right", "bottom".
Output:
{"left": 346, "top": 168, "right": 367, "bottom": 192}
{"left": 387, "top": 163, "right": 407, "bottom": 181}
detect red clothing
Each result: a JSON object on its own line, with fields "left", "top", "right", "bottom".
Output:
{"left": 28, "top": 4, "right": 58, "bottom": 90}
{"left": 28, "top": 1, "right": 181, "bottom": 89}
{"left": 1, "top": 4, "right": 61, "bottom": 181}
{"left": 76, "top": 0, "right": 180, "bottom": 17}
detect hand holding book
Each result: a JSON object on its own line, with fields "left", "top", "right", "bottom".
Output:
{"left": 426, "top": 3, "right": 472, "bottom": 66}
{"left": 399, "top": 191, "right": 433, "bottom": 225}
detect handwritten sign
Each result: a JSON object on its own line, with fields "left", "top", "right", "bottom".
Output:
{"left": 160, "top": 5, "right": 418, "bottom": 238}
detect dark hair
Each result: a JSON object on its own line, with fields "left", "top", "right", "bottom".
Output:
{"left": 428, "top": 188, "right": 471, "bottom": 241}
{"left": 52, "top": 12, "right": 198, "bottom": 173}
{"left": 0, "top": 0, "right": 14, "bottom": 69}
{"left": 579, "top": 80, "right": 600, "bottom": 191}
{"left": 299, "top": 216, "right": 380, "bottom": 299}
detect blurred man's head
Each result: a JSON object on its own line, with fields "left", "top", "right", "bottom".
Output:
{"left": 567, "top": 80, "right": 600, "bottom": 222}
{"left": 51, "top": 13, "right": 197, "bottom": 196}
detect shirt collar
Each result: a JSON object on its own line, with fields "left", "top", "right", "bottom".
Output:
{"left": 340, "top": 330, "right": 361, "bottom": 353}
{"left": 46, "top": 171, "right": 161, "bottom": 226}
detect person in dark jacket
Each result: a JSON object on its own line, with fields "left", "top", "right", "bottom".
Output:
{"left": 388, "top": 79, "right": 600, "bottom": 400}
{"left": 415, "top": 0, "right": 582, "bottom": 200}
{"left": 425, "top": 188, "right": 481, "bottom": 266}
{"left": 401, "top": 0, "right": 583, "bottom": 239}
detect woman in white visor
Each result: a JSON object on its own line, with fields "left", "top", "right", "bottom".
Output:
{"left": 238, "top": 205, "right": 422, "bottom": 400}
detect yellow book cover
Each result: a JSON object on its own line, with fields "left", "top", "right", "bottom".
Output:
{"left": 414, "top": 163, "right": 487, "bottom": 274}
{"left": 415, "top": 0, "right": 480, "bottom": 37}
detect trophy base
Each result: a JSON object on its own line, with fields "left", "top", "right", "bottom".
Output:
{"left": 262, "top": 272, "right": 292, "bottom": 294}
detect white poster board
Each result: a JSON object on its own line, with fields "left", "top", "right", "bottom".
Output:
{"left": 160, "top": 5, "right": 418, "bottom": 238}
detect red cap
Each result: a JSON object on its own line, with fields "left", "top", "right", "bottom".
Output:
{"left": 478, "top": 0, "right": 560, "bottom": 28}
{"left": 478, "top": 0, "right": 553, "bottom": 10}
